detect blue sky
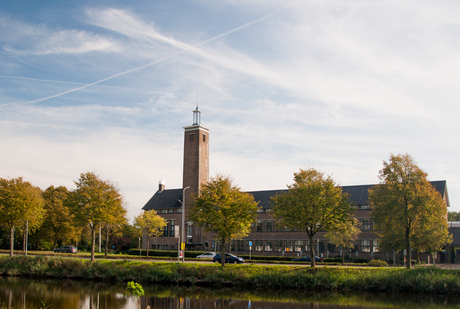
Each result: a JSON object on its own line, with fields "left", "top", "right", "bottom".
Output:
{"left": 1, "top": 0, "right": 459, "bottom": 221}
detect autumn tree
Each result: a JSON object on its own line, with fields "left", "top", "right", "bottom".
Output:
{"left": 38, "top": 186, "right": 81, "bottom": 250}
{"left": 272, "top": 168, "right": 353, "bottom": 267}
{"left": 369, "top": 153, "right": 451, "bottom": 269}
{"left": 133, "top": 210, "right": 167, "bottom": 256}
{"left": 67, "top": 172, "right": 126, "bottom": 261}
{"left": 0, "top": 177, "right": 45, "bottom": 256}
{"left": 325, "top": 218, "right": 361, "bottom": 265}
{"left": 448, "top": 211, "right": 460, "bottom": 221}
{"left": 189, "top": 175, "right": 259, "bottom": 266}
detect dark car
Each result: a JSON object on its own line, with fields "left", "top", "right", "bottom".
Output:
{"left": 54, "top": 245, "right": 78, "bottom": 254}
{"left": 213, "top": 253, "right": 244, "bottom": 264}
{"left": 291, "top": 255, "right": 322, "bottom": 262}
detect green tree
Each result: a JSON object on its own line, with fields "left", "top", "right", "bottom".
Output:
{"left": 369, "top": 153, "right": 451, "bottom": 269}
{"left": 325, "top": 218, "right": 361, "bottom": 265}
{"left": 272, "top": 168, "right": 353, "bottom": 267}
{"left": 189, "top": 175, "right": 259, "bottom": 266}
{"left": 448, "top": 211, "right": 460, "bottom": 221}
{"left": 133, "top": 210, "right": 166, "bottom": 256}
{"left": 0, "top": 177, "right": 45, "bottom": 256}
{"left": 67, "top": 172, "right": 125, "bottom": 261}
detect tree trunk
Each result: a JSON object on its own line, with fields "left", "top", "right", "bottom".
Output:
{"left": 146, "top": 235, "right": 150, "bottom": 257}
{"left": 91, "top": 226, "right": 96, "bottom": 262}
{"left": 9, "top": 225, "right": 14, "bottom": 257}
{"left": 341, "top": 247, "right": 345, "bottom": 266}
{"left": 309, "top": 234, "right": 315, "bottom": 268}
{"left": 22, "top": 229, "right": 26, "bottom": 253}
{"left": 220, "top": 239, "right": 226, "bottom": 267}
{"left": 405, "top": 227, "right": 411, "bottom": 269}
{"left": 105, "top": 225, "right": 109, "bottom": 256}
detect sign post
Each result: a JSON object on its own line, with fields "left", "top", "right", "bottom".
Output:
{"left": 249, "top": 241, "right": 252, "bottom": 260}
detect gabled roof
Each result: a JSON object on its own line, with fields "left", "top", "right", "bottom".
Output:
{"left": 142, "top": 181, "right": 449, "bottom": 210}
{"left": 142, "top": 188, "right": 183, "bottom": 211}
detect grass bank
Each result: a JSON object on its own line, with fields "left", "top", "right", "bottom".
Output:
{"left": 0, "top": 256, "right": 459, "bottom": 295}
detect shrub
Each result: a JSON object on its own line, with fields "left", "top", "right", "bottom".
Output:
{"left": 367, "top": 259, "right": 388, "bottom": 267}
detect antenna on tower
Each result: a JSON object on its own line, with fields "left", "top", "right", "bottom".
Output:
{"left": 196, "top": 91, "right": 199, "bottom": 110}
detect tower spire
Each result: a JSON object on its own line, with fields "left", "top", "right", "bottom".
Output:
{"left": 192, "top": 105, "right": 201, "bottom": 125}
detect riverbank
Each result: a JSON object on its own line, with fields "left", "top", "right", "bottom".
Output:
{"left": 1, "top": 256, "right": 459, "bottom": 295}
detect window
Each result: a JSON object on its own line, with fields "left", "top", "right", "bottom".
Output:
{"left": 318, "top": 240, "right": 325, "bottom": 253}
{"left": 176, "top": 208, "right": 182, "bottom": 213}
{"left": 237, "top": 240, "right": 244, "bottom": 251}
{"left": 295, "top": 240, "right": 303, "bottom": 252}
{"left": 257, "top": 208, "right": 264, "bottom": 213}
{"left": 163, "top": 225, "right": 168, "bottom": 237}
{"left": 160, "top": 209, "right": 166, "bottom": 214}
{"left": 255, "top": 240, "right": 263, "bottom": 252}
{"left": 285, "top": 240, "right": 294, "bottom": 252}
{"left": 360, "top": 218, "right": 371, "bottom": 231}
{"left": 327, "top": 241, "right": 336, "bottom": 253}
{"left": 275, "top": 223, "right": 284, "bottom": 232}
{"left": 266, "top": 208, "right": 272, "bottom": 213}
{"left": 256, "top": 220, "right": 263, "bottom": 232}
{"left": 351, "top": 205, "right": 358, "bottom": 209}
{"left": 305, "top": 239, "right": 310, "bottom": 252}
{"left": 168, "top": 208, "right": 174, "bottom": 213}
{"left": 265, "top": 221, "right": 273, "bottom": 232}
{"left": 203, "top": 134, "right": 206, "bottom": 142}
{"left": 169, "top": 220, "right": 175, "bottom": 237}
{"left": 274, "top": 240, "right": 283, "bottom": 252}
{"left": 189, "top": 133, "right": 195, "bottom": 142}
{"left": 372, "top": 240, "right": 379, "bottom": 253}
{"left": 360, "top": 240, "right": 371, "bottom": 252}
{"left": 187, "top": 225, "right": 193, "bottom": 238}
{"left": 265, "top": 240, "right": 273, "bottom": 252}
{"left": 361, "top": 205, "right": 371, "bottom": 210}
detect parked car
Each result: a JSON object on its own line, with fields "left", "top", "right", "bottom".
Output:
{"left": 291, "top": 255, "right": 322, "bottom": 262}
{"left": 213, "top": 253, "right": 244, "bottom": 264}
{"left": 54, "top": 245, "right": 78, "bottom": 254}
{"left": 196, "top": 252, "right": 216, "bottom": 259}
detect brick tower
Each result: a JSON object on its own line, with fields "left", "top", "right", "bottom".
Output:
{"left": 182, "top": 106, "right": 209, "bottom": 248}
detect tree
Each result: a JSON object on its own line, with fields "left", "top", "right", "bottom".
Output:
{"left": 38, "top": 186, "right": 80, "bottom": 250}
{"left": 67, "top": 172, "right": 125, "bottom": 261}
{"left": 272, "top": 168, "right": 353, "bottom": 267}
{"left": 133, "top": 210, "right": 167, "bottom": 256}
{"left": 189, "top": 175, "right": 259, "bottom": 266}
{"left": 0, "top": 177, "right": 45, "bottom": 256}
{"left": 369, "top": 153, "right": 451, "bottom": 269}
{"left": 448, "top": 211, "right": 460, "bottom": 221}
{"left": 325, "top": 218, "right": 361, "bottom": 265}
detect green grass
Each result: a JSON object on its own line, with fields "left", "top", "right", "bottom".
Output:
{"left": 0, "top": 255, "right": 460, "bottom": 295}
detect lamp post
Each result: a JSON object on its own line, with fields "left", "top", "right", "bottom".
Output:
{"left": 181, "top": 186, "right": 190, "bottom": 263}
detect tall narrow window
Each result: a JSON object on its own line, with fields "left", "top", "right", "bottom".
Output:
{"left": 203, "top": 134, "right": 206, "bottom": 142}
{"left": 189, "top": 134, "right": 195, "bottom": 142}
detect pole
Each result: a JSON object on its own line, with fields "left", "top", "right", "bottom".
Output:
{"left": 181, "top": 186, "right": 190, "bottom": 263}
{"left": 139, "top": 237, "right": 141, "bottom": 256}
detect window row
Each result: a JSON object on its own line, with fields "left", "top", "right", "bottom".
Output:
{"left": 251, "top": 219, "right": 374, "bottom": 233}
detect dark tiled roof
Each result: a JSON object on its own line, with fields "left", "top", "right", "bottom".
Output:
{"left": 142, "top": 189, "right": 183, "bottom": 211}
{"left": 142, "top": 181, "right": 449, "bottom": 210}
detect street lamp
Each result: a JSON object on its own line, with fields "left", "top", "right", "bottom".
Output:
{"left": 181, "top": 186, "right": 190, "bottom": 263}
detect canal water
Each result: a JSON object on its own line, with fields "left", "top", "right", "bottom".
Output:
{"left": 1, "top": 277, "right": 460, "bottom": 309}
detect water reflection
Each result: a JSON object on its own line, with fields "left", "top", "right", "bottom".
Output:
{"left": 0, "top": 277, "right": 460, "bottom": 309}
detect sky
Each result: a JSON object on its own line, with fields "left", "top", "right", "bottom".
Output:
{"left": 1, "top": 0, "right": 460, "bottom": 222}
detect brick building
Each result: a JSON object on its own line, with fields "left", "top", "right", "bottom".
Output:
{"left": 142, "top": 109, "right": 450, "bottom": 263}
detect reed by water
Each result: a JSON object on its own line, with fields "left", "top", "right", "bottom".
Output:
{"left": 1, "top": 255, "right": 459, "bottom": 295}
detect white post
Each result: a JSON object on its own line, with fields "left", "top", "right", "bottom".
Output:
{"left": 139, "top": 237, "right": 141, "bottom": 256}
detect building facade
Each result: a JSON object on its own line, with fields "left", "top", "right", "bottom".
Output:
{"left": 142, "top": 109, "right": 450, "bottom": 263}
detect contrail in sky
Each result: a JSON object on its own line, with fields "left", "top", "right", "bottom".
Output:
{"left": 6, "top": 0, "right": 300, "bottom": 106}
